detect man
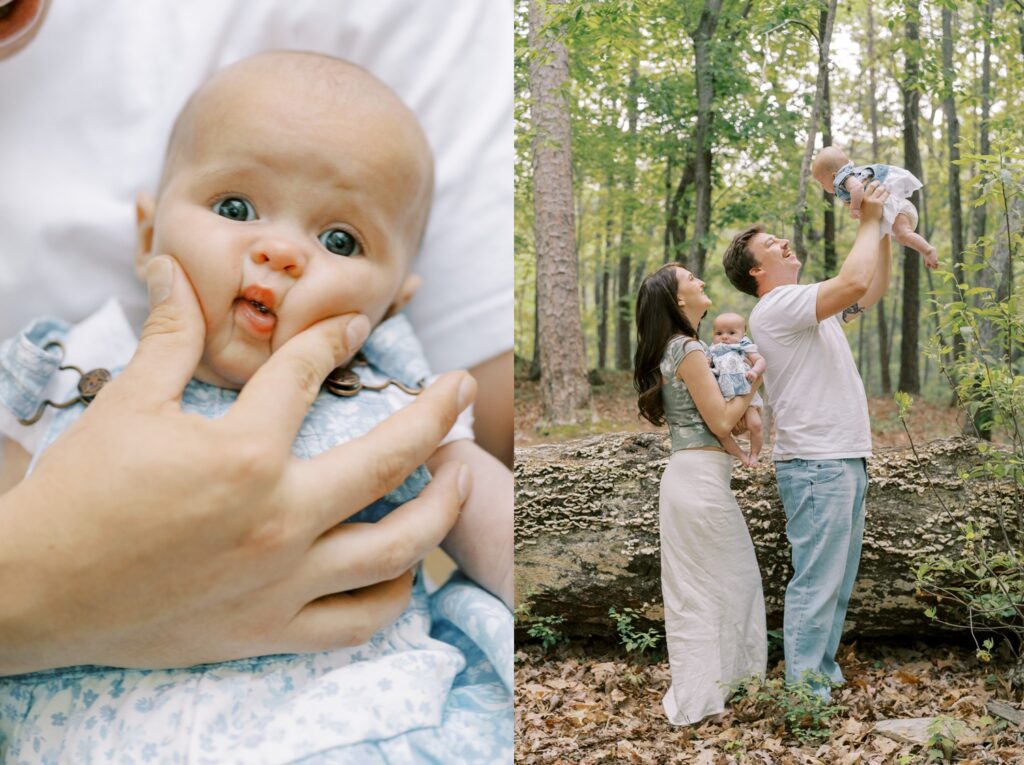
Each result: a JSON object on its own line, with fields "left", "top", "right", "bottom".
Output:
{"left": 721, "top": 181, "right": 892, "bottom": 699}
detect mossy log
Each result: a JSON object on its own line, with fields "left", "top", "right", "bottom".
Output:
{"left": 514, "top": 434, "right": 1019, "bottom": 639}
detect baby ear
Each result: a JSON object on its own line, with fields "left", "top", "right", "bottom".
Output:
{"left": 384, "top": 273, "right": 422, "bottom": 319}
{"left": 134, "top": 192, "right": 157, "bottom": 280}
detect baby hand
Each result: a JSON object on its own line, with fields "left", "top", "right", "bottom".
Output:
{"left": 924, "top": 248, "right": 938, "bottom": 270}
{"left": 745, "top": 369, "right": 757, "bottom": 382}
{"left": 850, "top": 208, "right": 861, "bottom": 220}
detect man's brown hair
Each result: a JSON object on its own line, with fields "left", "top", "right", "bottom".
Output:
{"left": 722, "top": 224, "right": 765, "bottom": 297}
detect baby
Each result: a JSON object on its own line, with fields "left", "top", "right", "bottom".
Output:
{"left": 812, "top": 145, "right": 938, "bottom": 269}
{"left": 709, "top": 312, "right": 765, "bottom": 466}
{"left": 0, "top": 52, "right": 511, "bottom": 763}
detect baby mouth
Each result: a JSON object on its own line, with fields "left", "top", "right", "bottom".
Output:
{"left": 249, "top": 299, "right": 272, "bottom": 314}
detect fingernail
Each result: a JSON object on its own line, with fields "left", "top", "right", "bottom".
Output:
{"left": 346, "top": 314, "right": 370, "bottom": 349}
{"left": 457, "top": 464, "right": 471, "bottom": 503}
{"left": 457, "top": 373, "right": 476, "bottom": 411}
{"left": 145, "top": 256, "right": 173, "bottom": 308}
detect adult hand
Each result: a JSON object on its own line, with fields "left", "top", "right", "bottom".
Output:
{"left": 857, "top": 180, "right": 889, "bottom": 224}
{"left": 0, "top": 256, "right": 473, "bottom": 675}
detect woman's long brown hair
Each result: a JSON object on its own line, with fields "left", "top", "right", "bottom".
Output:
{"left": 633, "top": 263, "right": 701, "bottom": 426}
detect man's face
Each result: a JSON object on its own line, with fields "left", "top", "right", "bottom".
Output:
{"left": 138, "top": 63, "right": 430, "bottom": 388}
{"left": 748, "top": 232, "right": 801, "bottom": 292}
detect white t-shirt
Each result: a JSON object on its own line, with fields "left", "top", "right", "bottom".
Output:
{"left": 749, "top": 283, "right": 872, "bottom": 461}
{"left": 0, "top": 0, "right": 511, "bottom": 373}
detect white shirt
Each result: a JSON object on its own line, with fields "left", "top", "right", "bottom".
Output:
{"left": 749, "top": 283, "right": 872, "bottom": 461}
{"left": 0, "top": 0, "right": 511, "bottom": 373}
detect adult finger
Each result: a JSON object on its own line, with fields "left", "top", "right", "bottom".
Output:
{"left": 294, "top": 461, "right": 470, "bottom": 598}
{"left": 297, "top": 371, "right": 475, "bottom": 532}
{"left": 279, "top": 571, "right": 413, "bottom": 653}
{"left": 110, "top": 256, "right": 205, "bottom": 408}
{"left": 228, "top": 313, "right": 370, "bottom": 450}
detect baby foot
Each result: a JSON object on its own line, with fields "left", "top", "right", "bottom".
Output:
{"left": 923, "top": 247, "right": 938, "bottom": 269}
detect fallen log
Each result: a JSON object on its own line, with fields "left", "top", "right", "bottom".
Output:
{"left": 514, "top": 434, "right": 1019, "bottom": 639}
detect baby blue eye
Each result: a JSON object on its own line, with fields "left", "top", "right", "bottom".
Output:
{"left": 213, "top": 197, "right": 256, "bottom": 221}
{"left": 319, "top": 229, "right": 360, "bottom": 257}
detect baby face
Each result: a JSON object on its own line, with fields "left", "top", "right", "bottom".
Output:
{"left": 712, "top": 316, "right": 745, "bottom": 344}
{"left": 137, "top": 55, "right": 431, "bottom": 388}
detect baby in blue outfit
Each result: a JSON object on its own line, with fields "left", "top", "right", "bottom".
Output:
{"left": 813, "top": 145, "right": 938, "bottom": 269}
{"left": 709, "top": 312, "right": 766, "bottom": 466}
{"left": 0, "top": 51, "right": 512, "bottom": 764}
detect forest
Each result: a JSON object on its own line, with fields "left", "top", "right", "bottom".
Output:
{"left": 515, "top": 0, "right": 1022, "bottom": 423}
{"left": 515, "top": 0, "right": 1024, "bottom": 760}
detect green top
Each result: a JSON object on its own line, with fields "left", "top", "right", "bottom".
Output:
{"left": 660, "top": 335, "right": 721, "bottom": 453}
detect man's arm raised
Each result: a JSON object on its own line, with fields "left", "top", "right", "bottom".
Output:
{"left": 816, "top": 181, "right": 890, "bottom": 322}
{"left": 0, "top": 256, "right": 472, "bottom": 674}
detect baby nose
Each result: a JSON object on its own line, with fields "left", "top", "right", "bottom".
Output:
{"left": 251, "top": 237, "right": 306, "bottom": 277}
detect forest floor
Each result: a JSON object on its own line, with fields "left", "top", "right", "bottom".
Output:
{"left": 515, "top": 639, "right": 1023, "bottom": 764}
{"left": 514, "top": 374, "right": 1022, "bottom": 763}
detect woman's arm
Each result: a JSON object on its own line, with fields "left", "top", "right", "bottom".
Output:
{"left": 677, "top": 349, "right": 759, "bottom": 439}
{"left": 427, "top": 439, "right": 513, "bottom": 609}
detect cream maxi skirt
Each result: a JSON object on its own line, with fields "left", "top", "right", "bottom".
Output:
{"left": 659, "top": 449, "right": 767, "bottom": 725}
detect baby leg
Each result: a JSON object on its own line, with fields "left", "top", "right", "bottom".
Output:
{"left": 892, "top": 211, "right": 937, "bottom": 269}
{"left": 745, "top": 407, "right": 763, "bottom": 464}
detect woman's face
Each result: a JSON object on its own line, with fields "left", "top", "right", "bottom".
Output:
{"left": 674, "top": 267, "right": 710, "bottom": 317}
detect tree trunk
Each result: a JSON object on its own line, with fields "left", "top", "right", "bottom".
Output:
{"left": 663, "top": 157, "right": 674, "bottom": 263}
{"left": 528, "top": 0, "right": 591, "bottom": 424}
{"left": 792, "top": 0, "right": 838, "bottom": 264}
{"left": 664, "top": 154, "right": 696, "bottom": 266}
{"left": 687, "top": 0, "right": 724, "bottom": 278}
{"left": 615, "top": 57, "right": 640, "bottom": 371}
{"left": 898, "top": 0, "right": 922, "bottom": 395}
{"left": 514, "top": 433, "right": 1019, "bottom": 638}
{"left": 943, "top": 6, "right": 966, "bottom": 364}
{"left": 821, "top": 9, "right": 837, "bottom": 278}
{"left": 972, "top": 1, "right": 992, "bottom": 250}
{"left": 1017, "top": 0, "right": 1024, "bottom": 58}
{"left": 598, "top": 197, "right": 613, "bottom": 371}
{"left": 866, "top": 4, "right": 892, "bottom": 395}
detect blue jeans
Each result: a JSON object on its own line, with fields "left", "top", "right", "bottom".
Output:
{"left": 774, "top": 458, "right": 868, "bottom": 699}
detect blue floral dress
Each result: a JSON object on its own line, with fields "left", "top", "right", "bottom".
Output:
{"left": 708, "top": 336, "right": 758, "bottom": 399}
{"left": 0, "top": 305, "right": 512, "bottom": 765}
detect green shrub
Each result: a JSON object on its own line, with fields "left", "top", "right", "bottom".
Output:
{"left": 608, "top": 606, "right": 663, "bottom": 658}
{"left": 729, "top": 673, "right": 846, "bottom": 743}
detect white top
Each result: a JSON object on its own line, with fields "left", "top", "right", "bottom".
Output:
{"left": 0, "top": 0, "right": 511, "bottom": 372}
{"left": 749, "top": 283, "right": 872, "bottom": 461}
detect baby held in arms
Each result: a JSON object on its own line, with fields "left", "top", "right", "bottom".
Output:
{"left": 0, "top": 50, "right": 512, "bottom": 763}
{"left": 708, "top": 311, "right": 765, "bottom": 467}
{"left": 812, "top": 145, "right": 937, "bottom": 269}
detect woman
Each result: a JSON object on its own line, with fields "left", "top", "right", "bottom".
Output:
{"left": 633, "top": 263, "right": 767, "bottom": 725}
